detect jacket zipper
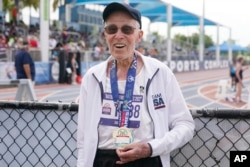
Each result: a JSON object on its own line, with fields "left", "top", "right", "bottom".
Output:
{"left": 145, "top": 68, "right": 159, "bottom": 139}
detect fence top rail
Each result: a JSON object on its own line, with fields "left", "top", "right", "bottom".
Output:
{"left": 191, "top": 108, "right": 250, "bottom": 118}
{"left": 1, "top": 101, "right": 250, "bottom": 118}
{"left": 0, "top": 100, "right": 78, "bottom": 112}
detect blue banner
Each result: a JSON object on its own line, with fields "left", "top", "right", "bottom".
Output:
{"left": 0, "top": 60, "right": 229, "bottom": 85}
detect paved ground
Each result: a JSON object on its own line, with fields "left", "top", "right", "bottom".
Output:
{"left": 176, "top": 68, "right": 250, "bottom": 109}
{"left": 1, "top": 67, "right": 250, "bottom": 109}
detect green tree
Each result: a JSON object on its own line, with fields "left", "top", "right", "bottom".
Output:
{"left": 174, "top": 33, "right": 214, "bottom": 49}
{"left": 53, "top": 0, "right": 59, "bottom": 11}
{"left": 6, "top": 0, "right": 61, "bottom": 11}
{"left": 190, "top": 33, "right": 214, "bottom": 48}
{"left": 204, "top": 34, "right": 214, "bottom": 48}
{"left": 21, "top": 0, "right": 39, "bottom": 24}
{"left": 3, "top": 0, "right": 65, "bottom": 25}
{"left": 16, "top": 0, "right": 61, "bottom": 24}
{"left": 190, "top": 33, "right": 199, "bottom": 47}
{"left": 21, "top": 0, "right": 39, "bottom": 10}
{"left": 151, "top": 31, "right": 164, "bottom": 43}
{"left": 52, "top": 0, "right": 65, "bottom": 12}
{"left": 3, "top": 0, "right": 14, "bottom": 12}
{"left": 174, "top": 34, "right": 187, "bottom": 43}
{"left": 2, "top": 0, "right": 17, "bottom": 23}
{"left": 2, "top": 0, "right": 38, "bottom": 24}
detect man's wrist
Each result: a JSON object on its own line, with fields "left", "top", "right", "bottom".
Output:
{"left": 147, "top": 143, "right": 153, "bottom": 157}
{"left": 140, "top": 142, "right": 152, "bottom": 158}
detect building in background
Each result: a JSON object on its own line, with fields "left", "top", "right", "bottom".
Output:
{"left": 58, "top": 1, "right": 103, "bottom": 34}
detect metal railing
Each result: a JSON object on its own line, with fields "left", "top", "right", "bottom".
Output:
{"left": 0, "top": 101, "right": 250, "bottom": 167}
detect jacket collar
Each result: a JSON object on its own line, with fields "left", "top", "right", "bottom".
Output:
{"left": 92, "top": 51, "right": 160, "bottom": 81}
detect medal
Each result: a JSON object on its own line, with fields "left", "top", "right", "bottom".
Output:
{"left": 113, "top": 127, "right": 134, "bottom": 148}
{"left": 110, "top": 54, "right": 138, "bottom": 148}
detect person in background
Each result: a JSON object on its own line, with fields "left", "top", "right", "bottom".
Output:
{"left": 16, "top": 37, "right": 24, "bottom": 49}
{"left": 0, "top": 34, "right": 8, "bottom": 61}
{"left": 234, "top": 55, "right": 248, "bottom": 103}
{"left": 137, "top": 46, "right": 145, "bottom": 54}
{"left": 77, "top": 2, "right": 195, "bottom": 167}
{"left": 28, "top": 34, "right": 38, "bottom": 48}
{"left": 229, "top": 59, "right": 236, "bottom": 91}
{"left": 8, "top": 33, "right": 16, "bottom": 48}
{"left": 147, "top": 48, "right": 158, "bottom": 58}
{"left": 49, "top": 35, "right": 57, "bottom": 50}
{"left": 93, "top": 43, "right": 103, "bottom": 61}
{"left": 14, "top": 39, "right": 36, "bottom": 101}
{"left": 66, "top": 51, "right": 78, "bottom": 85}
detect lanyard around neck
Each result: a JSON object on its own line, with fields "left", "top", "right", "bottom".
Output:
{"left": 110, "top": 54, "right": 138, "bottom": 127}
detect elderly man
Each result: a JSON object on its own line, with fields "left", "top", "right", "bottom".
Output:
{"left": 77, "top": 2, "right": 195, "bottom": 167}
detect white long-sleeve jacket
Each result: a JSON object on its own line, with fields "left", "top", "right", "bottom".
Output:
{"left": 77, "top": 54, "right": 195, "bottom": 167}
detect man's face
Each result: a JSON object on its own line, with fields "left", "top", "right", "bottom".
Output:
{"left": 104, "top": 11, "right": 143, "bottom": 60}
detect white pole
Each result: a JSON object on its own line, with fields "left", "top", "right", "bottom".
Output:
{"left": 124, "top": 0, "right": 129, "bottom": 4}
{"left": 65, "top": 4, "right": 72, "bottom": 23}
{"left": 228, "top": 27, "right": 232, "bottom": 62}
{"left": 248, "top": 88, "right": 250, "bottom": 109}
{"left": 147, "top": 21, "right": 151, "bottom": 42}
{"left": 40, "top": 0, "right": 49, "bottom": 62}
{"left": 167, "top": 4, "right": 172, "bottom": 62}
{"left": 216, "top": 25, "right": 220, "bottom": 63}
{"left": 0, "top": 0, "right": 2, "bottom": 11}
{"left": 0, "top": 1, "right": 3, "bottom": 30}
{"left": 199, "top": 0, "right": 205, "bottom": 62}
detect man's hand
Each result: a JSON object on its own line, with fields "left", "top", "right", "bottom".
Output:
{"left": 116, "top": 142, "right": 152, "bottom": 164}
{"left": 23, "top": 64, "right": 32, "bottom": 80}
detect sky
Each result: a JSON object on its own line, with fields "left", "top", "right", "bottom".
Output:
{"left": 149, "top": 0, "right": 250, "bottom": 46}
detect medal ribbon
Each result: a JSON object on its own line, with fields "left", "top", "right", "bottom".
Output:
{"left": 110, "top": 54, "right": 137, "bottom": 128}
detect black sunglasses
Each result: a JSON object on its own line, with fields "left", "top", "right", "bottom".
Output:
{"left": 104, "top": 25, "right": 137, "bottom": 35}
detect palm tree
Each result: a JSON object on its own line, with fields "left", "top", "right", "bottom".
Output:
{"left": 21, "top": 0, "right": 62, "bottom": 23}
{"left": 22, "top": 0, "right": 39, "bottom": 10}
{"left": 2, "top": 0, "right": 17, "bottom": 24}
{"left": 53, "top": 0, "right": 60, "bottom": 12}
{"left": 21, "top": 0, "right": 39, "bottom": 25}
{"left": 3, "top": 0, "right": 64, "bottom": 25}
{"left": 2, "top": 0, "right": 38, "bottom": 24}
{"left": 2, "top": 0, "right": 14, "bottom": 12}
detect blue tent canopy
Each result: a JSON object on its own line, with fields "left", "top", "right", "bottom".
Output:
{"left": 75, "top": 0, "right": 217, "bottom": 26}
{"left": 207, "top": 43, "right": 248, "bottom": 52}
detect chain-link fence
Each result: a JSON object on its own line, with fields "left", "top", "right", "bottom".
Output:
{"left": 172, "top": 109, "right": 250, "bottom": 167}
{"left": 0, "top": 101, "right": 78, "bottom": 167}
{"left": 1, "top": 101, "right": 250, "bottom": 167}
